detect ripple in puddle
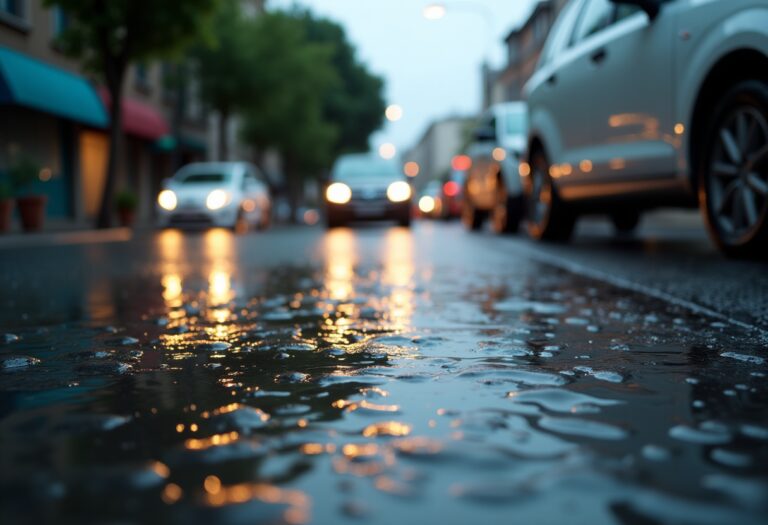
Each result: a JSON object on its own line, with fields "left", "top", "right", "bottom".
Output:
{"left": 539, "top": 416, "right": 628, "bottom": 440}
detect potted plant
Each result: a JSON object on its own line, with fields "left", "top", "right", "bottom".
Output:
{"left": 9, "top": 154, "right": 47, "bottom": 232}
{"left": 0, "top": 181, "right": 13, "bottom": 234}
{"left": 115, "top": 190, "right": 139, "bottom": 228}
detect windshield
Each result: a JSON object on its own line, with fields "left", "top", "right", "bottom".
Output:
{"left": 177, "top": 173, "right": 230, "bottom": 185}
{"left": 334, "top": 160, "right": 400, "bottom": 182}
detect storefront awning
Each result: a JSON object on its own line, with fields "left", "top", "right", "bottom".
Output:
{"left": 98, "top": 88, "right": 170, "bottom": 141}
{"left": 0, "top": 46, "right": 108, "bottom": 127}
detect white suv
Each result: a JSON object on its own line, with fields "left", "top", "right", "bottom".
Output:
{"left": 524, "top": 0, "right": 768, "bottom": 257}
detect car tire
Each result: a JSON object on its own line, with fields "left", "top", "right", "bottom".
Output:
{"left": 524, "top": 148, "right": 576, "bottom": 242}
{"left": 700, "top": 80, "right": 768, "bottom": 258}
{"left": 326, "top": 211, "right": 345, "bottom": 229}
{"left": 492, "top": 184, "right": 523, "bottom": 235}
{"left": 398, "top": 214, "right": 412, "bottom": 228}
{"left": 610, "top": 210, "right": 641, "bottom": 235}
{"left": 462, "top": 199, "right": 485, "bottom": 231}
{"left": 233, "top": 210, "right": 248, "bottom": 234}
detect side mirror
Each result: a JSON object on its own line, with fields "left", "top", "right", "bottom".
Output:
{"left": 609, "top": 0, "right": 660, "bottom": 20}
{"left": 473, "top": 126, "right": 496, "bottom": 143}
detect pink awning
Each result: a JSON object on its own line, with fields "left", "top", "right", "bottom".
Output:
{"left": 99, "top": 88, "right": 170, "bottom": 140}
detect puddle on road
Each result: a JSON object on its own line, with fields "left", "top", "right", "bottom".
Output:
{"left": 0, "top": 228, "right": 767, "bottom": 524}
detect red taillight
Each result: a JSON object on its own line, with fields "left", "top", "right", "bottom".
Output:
{"left": 443, "top": 181, "right": 460, "bottom": 197}
{"left": 451, "top": 155, "right": 472, "bottom": 171}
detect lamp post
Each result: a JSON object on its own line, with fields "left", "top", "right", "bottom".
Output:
{"left": 422, "top": 2, "right": 497, "bottom": 108}
{"left": 422, "top": 2, "right": 496, "bottom": 55}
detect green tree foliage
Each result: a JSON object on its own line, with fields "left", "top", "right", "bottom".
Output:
{"left": 238, "top": 9, "right": 385, "bottom": 220}
{"left": 191, "top": 0, "right": 256, "bottom": 161}
{"left": 296, "top": 12, "right": 386, "bottom": 156}
{"left": 45, "top": 0, "right": 217, "bottom": 228}
{"left": 239, "top": 12, "right": 340, "bottom": 219}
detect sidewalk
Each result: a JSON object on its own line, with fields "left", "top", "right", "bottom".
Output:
{"left": 0, "top": 226, "right": 133, "bottom": 249}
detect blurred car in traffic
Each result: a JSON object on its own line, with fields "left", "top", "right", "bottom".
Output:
{"left": 418, "top": 180, "right": 444, "bottom": 219}
{"left": 156, "top": 162, "right": 271, "bottom": 230}
{"left": 463, "top": 102, "right": 528, "bottom": 233}
{"left": 441, "top": 168, "right": 466, "bottom": 219}
{"left": 325, "top": 154, "right": 413, "bottom": 228}
{"left": 524, "top": 0, "right": 768, "bottom": 257}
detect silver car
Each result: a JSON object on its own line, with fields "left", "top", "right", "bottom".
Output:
{"left": 524, "top": 0, "right": 768, "bottom": 257}
{"left": 156, "top": 162, "right": 271, "bottom": 230}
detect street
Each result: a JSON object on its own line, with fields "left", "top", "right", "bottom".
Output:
{"left": 1, "top": 219, "right": 766, "bottom": 524}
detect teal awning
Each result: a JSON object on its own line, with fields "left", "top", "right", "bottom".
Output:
{"left": 0, "top": 46, "right": 108, "bottom": 127}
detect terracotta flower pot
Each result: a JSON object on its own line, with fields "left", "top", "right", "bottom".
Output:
{"left": 0, "top": 199, "right": 14, "bottom": 234}
{"left": 118, "top": 208, "right": 136, "bottom": 228}
{"left": 16, "top": 195, "right": 48, "bottom": 232}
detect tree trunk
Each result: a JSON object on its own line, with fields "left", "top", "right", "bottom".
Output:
{"left": 97, "top": 71, "right": 126, "bottom": 229}
{"left": 219, "top": 109, "right": 229, "bottom": 161}
{"left": 285, "top": 157, "right": 301, "bottom": 224}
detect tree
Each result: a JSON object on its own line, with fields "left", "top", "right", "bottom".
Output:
{"left": 240, "top": 12, "right": 340, "bottom": 221}
{"left": 296, "top": 13, "right": 386, "bottom": 156}
{"left": 46, "top": 0, "right": 217, "bottom": 228}
{"left": 191, "top": 0, "right": 256, "bottom": 161}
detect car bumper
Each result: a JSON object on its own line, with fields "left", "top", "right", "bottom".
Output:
{"left": 327, "top": 199, "right": 410, "bottom": 221}
{"left": 156, "top": 206, "right": 239, "bottom": 228}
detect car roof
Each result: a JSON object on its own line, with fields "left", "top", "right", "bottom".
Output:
{"left": 332, "top": 154, "right": 399, "bottom": 173}
{"left": 175, "top": 162, "right": 255, "bottom": 178}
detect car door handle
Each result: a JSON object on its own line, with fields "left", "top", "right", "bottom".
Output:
{"left": 591, "top": 48, "right": 607, "bottom": 64}
{"left": 547, "top": 74, "right": 557, "bottom": 86}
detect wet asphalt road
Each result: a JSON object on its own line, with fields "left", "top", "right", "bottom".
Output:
{"left": 0, "top": 220, "right": 767, "bottom": 525}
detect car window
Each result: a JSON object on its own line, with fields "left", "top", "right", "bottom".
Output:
{"left": 538, "top": 0, "right": 584, "bottom": 68}
{"left": 334, "top": 160, "right": 399, "bottom": 182}
{"left": 179, "top": 173, "right": 229, "bottom": 184}
{"left": 570, "top": 0, "right": 614, "bottom": 45}
{"left": 615, "top": 4, "right": 642, "bottom": 21}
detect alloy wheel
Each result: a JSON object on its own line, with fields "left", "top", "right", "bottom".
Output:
{"left": 708, "top": 106, "right": 768, "bottom": 242}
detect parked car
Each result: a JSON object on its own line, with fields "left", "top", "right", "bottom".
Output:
{"left": 441, "top": 168, "right": 467, "bottom": 219}
{"left": 524, "top": 0, "right": 768, "bottom": 257}
{"left": 418, "top": 180, "right": 444, "bottom": 219}
{"left": 325, "top": 154, "right": 412, "bottom": 228}
{"left": 156, "top": 162, "right": 271, "bottom": 230}
{"left": 463, "top": 102, "right": 528, "bottom": 233}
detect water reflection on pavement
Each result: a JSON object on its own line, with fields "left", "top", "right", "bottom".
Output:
{"left": 0, "top": 225, "right": 766, "bottom": 524}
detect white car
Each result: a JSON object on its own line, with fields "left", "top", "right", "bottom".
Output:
{"left": 524, "top": 0, "right": 768, "bottom": 257}
{"left": 464, "top": 102, "right": 528, "bottom": 233}
{"left": 156, "top": 162, "right": 271, "bottom": 230}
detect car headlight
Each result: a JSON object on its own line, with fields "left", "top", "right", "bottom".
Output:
{"left": 326, "top": 183, "right": 352, "bottom": 204}
{"left": 419, "top": 196, "right": 435, "bottom": 214}
{"left": 387, "top": 181, "right": 412, "bottom": 203}
{"left": 158, "top": 190, "right": 177, "bottom": 211}
{"left": 206, "top": 190, "right": 231, "bottom": 211}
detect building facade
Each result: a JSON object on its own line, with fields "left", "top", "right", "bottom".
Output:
{"left": 485, "top": 0, "right": 568, "bottom": 107}
{"left": 0, "top": 1, "right": 219, "bottom": 228}
{"left": 404, "top": 116, "right": 475, "bottom": 190}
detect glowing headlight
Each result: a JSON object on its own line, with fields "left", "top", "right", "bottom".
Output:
{"left": 206, "top": 190, "right": 231, "bottom": 210}
{"left": 158, "top": 190, "right": 177, "bottom": 211}
{"left": 387, "top": 181, "right": 412, "bottom": 203}
{"left": 326, "top": 183, "right": 352, "bottom": 204}
{"left": 419, "top": 196, "right": 435, "bottom": 214}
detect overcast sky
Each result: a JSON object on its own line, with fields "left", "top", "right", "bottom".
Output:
{"left": 271, "top": 0, "right": 539, "bottom": 154}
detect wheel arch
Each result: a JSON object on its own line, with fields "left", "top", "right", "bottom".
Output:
{"left": 687, "top": 42, "right": 768, "bottom": 193}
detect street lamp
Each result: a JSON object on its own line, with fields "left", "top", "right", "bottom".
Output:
{"left": 422, "top": 1, "right": 497, "bottom": 107}
{"left": 422, "top": 4, "right": 447, "bottom": 20}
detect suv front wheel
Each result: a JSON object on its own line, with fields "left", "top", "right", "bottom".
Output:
{"left": 700, "top": 80, "right": 768, "bottom": 258}
{"left": 524, "top": 149, "right": 576, "bottom": 242}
